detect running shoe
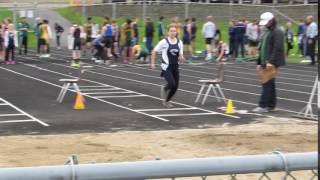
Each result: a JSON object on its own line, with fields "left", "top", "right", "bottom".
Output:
{"left": 10, "top": 61, "right": 16, "bottom": 65}
{"left": 252, "top": 107, "right": 268, "bottom": 113}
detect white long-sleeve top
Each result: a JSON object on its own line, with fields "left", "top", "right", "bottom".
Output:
{"left": 4, "top": 31, "right": 18, "bottom": 47}
{"left": 306, "top": 22, "right": 318, "bottom": 39}
{"left": 202, "top": 21, "right": 216, "bottom": 38}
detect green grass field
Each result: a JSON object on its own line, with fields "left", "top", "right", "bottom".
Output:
{"left": 56, "top": 7, "right": 307, "bottom": 63}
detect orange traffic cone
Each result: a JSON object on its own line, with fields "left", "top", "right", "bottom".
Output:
{"left": 225, "top": 99, "right": 235, "bottom": 114}
{"left": 74, "top": 92, "right": 85, "bottom": 110}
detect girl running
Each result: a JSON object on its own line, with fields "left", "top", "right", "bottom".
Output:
{"left": 151, "top": 25, "right": 185, "bottom": 108}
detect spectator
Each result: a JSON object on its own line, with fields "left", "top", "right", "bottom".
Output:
{"left": 54, "top": 22, "right": 64, "bottom": 49}
{"left": 202, "top": 16, "right": 216, "bottom": 61}
{"left": 228, "top": 20, "right": 236, "bottom": 58}
{"left": 4, "top": 23, "right": 18, "bottom": 64}
{"left": 296, "top": 19, "right": 305, "bottom": 57}
{"left": 157, "top": 16, "right": 165, "bottom": 41}
{"left": 133, "top": 17, "right": 139, "bottom": 45}
{"left": 285, "top": 21, "right": 294, "bottom": 57}
{"left": 233, "top": 19, "right": 246, "bottom": 59}
{"left": 246, "top": 19, "right": 259, "bottom": 57}
{"left": 253, "top": 12, "right": 285, "bottom": 113}
{"left": 305, "top": 15, "right": 318, "bottom": 65}
{"left": 17, "top": 17, "right": 30, "bottom": 55}
{"left": 145, "top": 17, "right": 154, "bottom": 53}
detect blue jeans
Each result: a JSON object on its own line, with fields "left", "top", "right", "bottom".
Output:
{"left": 259, "top": 78, "right": 276, "bottom": 109}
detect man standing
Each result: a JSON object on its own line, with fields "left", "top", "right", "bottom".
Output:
{"left": 305, "top": 16, "right": 318, "bottom": 65}
{"left": 202, "top": 16, "right": 216, "bottom": 61}
{"left": 246, "top": 19, "right": 259, "bottom": 57}
{"left": 252, "top": 12, "right": 285, "bottom": 113}
{"left": 233, "top": 19, "right": 246, "bottom": 59}
{"left": 145, "top": 17, "right": 154, "bottom": 54}
{"left": 157, "top": 16, "right": 165, "bottom": 41}
{"left": 18, "top": 17, "right": 29, "bottom": 55}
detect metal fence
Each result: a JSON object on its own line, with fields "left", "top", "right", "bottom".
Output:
{"left": 0, "top": 152, "right": 317, "bottom": 180}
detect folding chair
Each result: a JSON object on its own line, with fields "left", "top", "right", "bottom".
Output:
{"left": 195, "top": 62, "right": 227, "bottom": 105}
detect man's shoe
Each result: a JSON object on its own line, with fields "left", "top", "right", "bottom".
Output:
{"left": 252, "top": 107, "right": 268, "bottom": 113}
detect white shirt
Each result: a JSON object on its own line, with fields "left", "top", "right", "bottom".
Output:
{"left": 246, "top": 23, "right": 259, "bottom": 41}
{"left": 202, "top": 21, "right": 216, "bottom": 38}
{"left": 306, "top": 22, "right": 318, "bottom": 38}
{"left": 4, "top": 31, "right": 18, "bottom": 47}
{"left": 154, "top": 38, "right": 183, "bottom": 71}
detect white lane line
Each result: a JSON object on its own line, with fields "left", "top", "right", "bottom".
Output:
{"left": 0, "top": 97, "right": 49, "bottom": 127}
{"left": 20, "top": 55, "right": 313, "bottom": 115}
{"left": 185, "top": 62, "right": 317, "bottom": 78}
{"left": 0, "top": 114, "right": 26, "bottom": 117}
{"left": 83, "top": 91, "right": 133, "bottom": 95}
{"left": 28, "top": 50, "right": 314, "bottom": 90}
{"left": 0, "top": 103, "right": 7, "bottom": 106}
{"left": 136, "top": 108, "right": 197, "bottom": 112}
{"left": 17, "top": 57, "right": 240, "bottom": 119}
{"left": 78, "top": 85, "right": 109, "bottom": 88}
{"left": 94, "top": 95, "right": 147, "bottom": 98}
{"left": 40, "top": 50, "right": 315, "bottom": 82}
{"left": 40, "top": 62, "right": 240, "bottom": 119}
{"left": 81, "top": 88, "right": 120, "bottom": 91}
{"left": 78, "top": 64, "right": 314, "bottom": 115}
{"left": 155, "top": 113, "right": 218, "bottom": 117}
{"left": 83, "top": 62, "right": 314, "bottom": 105}
{"left": 126, "top": 63, "right": 314, "bottom": 91}
{"left": 180, "top": 65, "right": 315, "bottom": 83}
{"left": 0, "top": 119, "right": 38, "bottom": 124}
{"left": 0, "top": 66, "right": 171, "bottom": 122}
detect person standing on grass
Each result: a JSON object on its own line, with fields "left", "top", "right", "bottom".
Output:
{"left": 102, "top": 17, "right": 114, "bottom": 60}
{"left": 246, "top": 19, "right": 259, "bottom": 57}
{"left": 296, "top": 19, "right": 305, "bottom": 57}
{"left": 39, "top": 19, "right": 52, "bottom": 58}
{"left": 145, "top": 17, "right": 154, "bottom": 54}
{"left": 190, "top": 17, "right": 197, "bottom": 58}
{"left": 133, "top": 17, "right": 139, "bottom": 45}
{"left": 252, "top": 12, "right": 285, "bottom": 113}
{"left": 233, "top": 19, "right": 246, "bottom": 59}
{"left": 228, "top": 20, "right": 236, "bottom": 59}
{"left": 285, "top": 21, "right": 294, "bottom": 57}
{"left": 34, "top": 17, "right": 42, "bottom": 54}
{"left": 54, "top": 22, "right": 64, "bottom": 49}
{"left": 202, "top": 16, "right": 216, "bottom": 61}
{"left": 305, "top": 15, "right": 318, "bottom": 65}
{"left": 121, "top": 18, "right": 134, "bottom": 64}
{"left": 183, "top": 18, "right": 193, "bottom": 58}
{"left": 83, "top": 17, "right": 94, "bottom": 56}
{"left": 151, "top": 25, "right": 185, "bottom": 108}
{"left": 111, "top": 20, "right": 120, "bottom": 58}
{"left": 0, "top": 23, "right": 3, "bottom": 62}
{"left": 17, "top": 17, "right": 30, "bottom": 55}
{"left": 157, "top": 16, "right": 165, "bottom": 41}
{"left": 4, "top": 24, "right": 18, "bottom": 64}
{"left": 70, "top": 23, "right": 83, "bottom": 67}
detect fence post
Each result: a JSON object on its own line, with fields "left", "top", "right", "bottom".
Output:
{"left": 185, "top": 3, "right": 189, "bottom": 19}
{"left": 33, "top": 0, "right": 38, "bottom": 24}
{"left": 13, "top": 1, "right": 17, "bottom": 29}
{"left": 81, "top": 0, "right": 86, "bottom": 24}
{"left": 304, "top": 0, "right": 308, "bottom": 4}
{"left": 112, "top": 3, "right": 116, "bottom": 19}
{"left": 142, "top": 1, "right": 146, "bottom": 21}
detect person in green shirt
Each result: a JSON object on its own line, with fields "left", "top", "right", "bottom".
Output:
{"left": 157, "top": 16, "right": 165, "bottom": 41}
{"left": 18, "top": 17, "right": 30, "bottom": 55}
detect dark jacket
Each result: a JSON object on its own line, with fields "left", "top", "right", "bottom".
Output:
{"left": 258, "top": 26, "right": 285, "bottom": 68}
{"left": 145, "top": 22, "right": 154, "bottom": 38}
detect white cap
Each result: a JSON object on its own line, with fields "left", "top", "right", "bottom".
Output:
{"left": 259, "top": 12, "right": 274, "bottom": 26}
